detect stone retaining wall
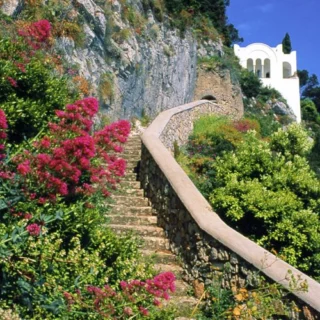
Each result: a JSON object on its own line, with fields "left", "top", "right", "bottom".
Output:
{"left": 140, "top": 100, "right": 320, "bottom": 316}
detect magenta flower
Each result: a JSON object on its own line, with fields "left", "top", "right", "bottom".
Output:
{"left": 7, "top": 77, "right": 18, "bottom": 88}
{"left": 26, "top": 223, "right": 41, "bottom": 236}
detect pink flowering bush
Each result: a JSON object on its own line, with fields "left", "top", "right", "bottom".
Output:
{"left": 14, "top": 97, "right": 130, "bottom": 202}
{"left": 18, "top": 19, "right": 51, "bottom": 50}
{"left": 0, "top": 110, "right": 8, "bottom": 161}
{"left": 0, "top": 100, "right": 178, "bottom": 319}
{"left": 63, "top": 272, "right": 176, "bottom": 318}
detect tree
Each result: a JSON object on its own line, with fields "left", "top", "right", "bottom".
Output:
{"left": 297, "top": 69, "right": 309, "bottom": 88}
{"left": 282, "top": 32, "right": 292, "bottom": 54}
{"left": 301, "top": 99, "right": 319, "bottom": 122}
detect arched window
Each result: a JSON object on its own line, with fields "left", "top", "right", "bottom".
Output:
{"left": 247, "top": 59, "right": 254, "bottom": 72}
{"left": 264, "top": 58, "right": 271, "bottom": 78}
{"left": 283, "top": 62, "right": 292, "bottom": 78}
{"left": 255, "top": 59, "right": 262, "bottom": 78}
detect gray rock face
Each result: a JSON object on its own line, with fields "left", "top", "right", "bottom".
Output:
{"left": 0, "top": 0, "right": 22, "bottom": 16}
{"left": 0, "top": 0, "right": 230, "bottom": 120}
{"left": 267, "top": 100, "right": 297, "bottom": 121}
{"left": 53, "top": 0, "right": 207, "bottom": 120}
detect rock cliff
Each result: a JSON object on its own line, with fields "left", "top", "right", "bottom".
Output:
{"left": 1, "top": 0, "right": 243, "bottom": 120}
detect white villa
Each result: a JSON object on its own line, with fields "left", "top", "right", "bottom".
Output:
{"left": 234, "top": 43, "right": 301, "bottom": 122}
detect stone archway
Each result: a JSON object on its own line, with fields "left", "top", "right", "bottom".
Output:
{"left": 201, "top": 94, "right": 217, "bottom": 101}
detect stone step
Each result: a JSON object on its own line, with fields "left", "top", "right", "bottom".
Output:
{"left": 123, "top": 173, "right": 138, "bottom": 181}
{"left": 117, "top": 188, "right": 144, "bottom": 197}
{"left": 139, "top": 236, "right": 170, "bottom": 250}
{"left": 140, "top": 249, "right": 179, "bottom": 264}
{"left": 125, "top": 161, "right": 140, "bottom": 169}
{"left": 111, "top": 195, "right": 149, "bottom": 206}
{"left": 109, "top": 225, "right": 165, "bottom": 237}
{"left": 172, "top": 280, "right": 191, "bottom": 297}
{"left": 109, "top": 204, "right": 153, "bottom": 215}
{"left": 108, "top": 215, "right": 157, "bottom": 226}
{"left": 120, "top": 181, "right": 141, "bottom": 189}
{"left": 123, "top": 148, "right": 141, "bottom": 155}
{"left": 124, "top": 143, "right": 141, "bottom": 149}
{"left": 123, "top": 141, "right": 141, "bottom": 148}
{"left": 154, "top": 264, "right": 184, "bottom": 280}
{"left": 121, "top": 154, "right": 141, "bottom": 161}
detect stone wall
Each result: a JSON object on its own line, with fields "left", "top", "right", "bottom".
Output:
{"left": 194, "top": 67, "right": 244, "bottom": 118}
{"left": 141, "top": 145, "right": 257, "bottom": 290}
{"left": 160, "top": 102, "right": 227, "bottom": 151}
{"left": 140, "top": 100, "right": 320, "bottom": 316}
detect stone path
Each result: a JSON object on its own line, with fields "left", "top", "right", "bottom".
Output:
{"left": 109, "top": 134, "right": 197, "bottom": 319}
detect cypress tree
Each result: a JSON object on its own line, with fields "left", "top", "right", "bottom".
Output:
{"left": 282, "top": 33, "right": 292, "bottom": 54}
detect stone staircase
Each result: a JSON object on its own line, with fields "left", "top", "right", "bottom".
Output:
{"left": 108, "top": 134, "right": 197, "bottom": 319}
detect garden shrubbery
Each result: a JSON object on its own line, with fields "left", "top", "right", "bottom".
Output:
{"left": 0, "top": 19, "right": 77, "bottom": 144}
{"left": 178, "top": 115, "right": 320, "bottom": 279}
{"left": 0, "top": 19, "right": 177, "bottom": 319}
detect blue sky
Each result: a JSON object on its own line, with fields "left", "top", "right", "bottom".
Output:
{"left": 227, "top": 0, "right": 320, "bottom": 79}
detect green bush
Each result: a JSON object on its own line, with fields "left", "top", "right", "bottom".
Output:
{"left": 180, "top": 117, "right": 320, "bottom": 279}
{"left": 0, "top": 35, "right": 75, "bottom": 144}
{"left": 239, "top": 69, "right": 262, "bottom": 98}
{"left": 209, "top": 125, "right": 320, "bottom": 277}
{"left": 301, "top": 98, "right": 319, "bottom": 122}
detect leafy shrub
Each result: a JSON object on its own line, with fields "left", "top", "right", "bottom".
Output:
{"left": 197, "top": 272, "right": 307, "bottom": 320}
{"left": 179, "top": 116, "right": 320, "bottom": 278}
{"left": 301, "top": 98, "right": 320, "bottom": 122}
{"left": 239, "top": 69, "right": 262, "bottom": 98}
{"left": 0, "top": 97, "right": 177, "bottom": 318}
{"left": 0, "top": 20, "right": 75, "bottom": 143}
{"left": 209, "top": 125, "right": 320, "bottom": 277}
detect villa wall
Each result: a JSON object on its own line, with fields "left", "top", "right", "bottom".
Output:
{"left": 234, "top": 43, "right": 301, "bottom": 122}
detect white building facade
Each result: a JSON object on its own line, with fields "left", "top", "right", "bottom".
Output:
{"left": 234, "top": 43, "right": 301, "bottom": 122}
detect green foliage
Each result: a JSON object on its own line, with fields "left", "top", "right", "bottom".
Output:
{"left": 198, "top": 47, "right": 241, "bottom": 84}
{"left": 197, "top": 273, "right": 307, "bottom": 320}
{"left": 180, "top": 116, "right": 320, "bottom": 279}
{"left": 140, "top": 108, "right": 151, "bottom": 127}
{"left": 0, "top": 37, "right": 74, "bottom": 144}
{"left": 163, "top": 0, "right": 242, "bottom": 46}
{"left": 99, "top": 72, "right": 114, "bottom": 101}
{"left": 20, "top": 0, "right": 85, "bottom": 45}
{"left": 208, "top": 125, "right": 320, "bottom": 277}
{"left": 239, "top": 69, "right": 262, "bottom": 98}
{"left": 282, "top": 32, "right": 292, "bottom": 54}
{"left": 298, "top": 69, "right": 309, "bottom": 88}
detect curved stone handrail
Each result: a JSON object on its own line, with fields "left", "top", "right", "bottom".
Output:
{"left": 140, "top": 100, "right": 320, "bottom": 313}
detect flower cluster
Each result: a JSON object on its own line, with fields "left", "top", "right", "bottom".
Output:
{"left": 18, "top": 19, "right": 51, "bottom": 50}
{"left": 120, "top": 271, "right": 176, "bottom": 302}
{"left": 0, "top": 110, "right": 7, "bottom": 161}
{"left": 14, "top": 98, "right": 130, "bottom": 202}
{"left": 63, "top": 272, "right": 176, "bottom": 318}
{"left": 26, "top": 223, "right": 41, "bottom": 237}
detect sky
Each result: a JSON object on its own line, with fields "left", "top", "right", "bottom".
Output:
{"left": 227, "top": 0, "right": 320, "bottom": 79}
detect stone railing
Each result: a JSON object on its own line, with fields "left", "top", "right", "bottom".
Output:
{"left": 140, "top": 100, "right": 320, "bottom": 314}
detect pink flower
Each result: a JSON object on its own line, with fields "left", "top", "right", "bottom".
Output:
{"left": 7, "top": 77, "right": 18, "bottom": 88}
{"left": 24, "top": 213, "right": 33, "bottom": 220}
{"left": 26, "top": 223, "right": 41, "bottom": 236}
{"left": 139, "top": 306, "right": 149, "bottom": 316}
{"left": 17, "top": 160, "right": 31, "bottom": 175}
